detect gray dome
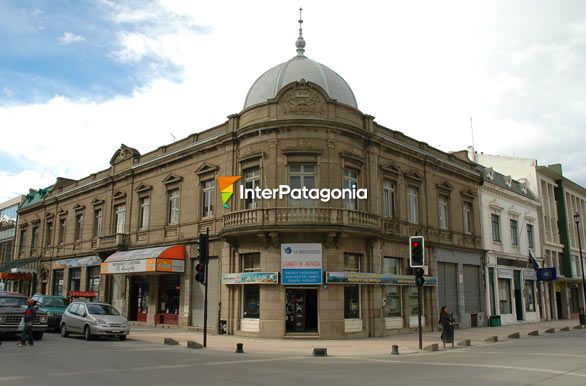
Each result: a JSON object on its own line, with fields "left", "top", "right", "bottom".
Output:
{"left": 243, "top": 55, "right": 358, "bottom": 109}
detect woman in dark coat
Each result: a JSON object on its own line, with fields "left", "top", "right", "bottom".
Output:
{"left": 439, "top": 305, "right": 451, "bottom": 343}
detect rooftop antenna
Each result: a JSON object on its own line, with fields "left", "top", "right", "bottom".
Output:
{"left": 296, "top": 7, "right": 306, "bottom": 56}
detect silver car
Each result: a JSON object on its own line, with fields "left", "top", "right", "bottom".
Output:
{"left": 60, "top": 302, "right": 130, "bottom": 341}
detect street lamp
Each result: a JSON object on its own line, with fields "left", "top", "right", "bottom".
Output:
{"left": 573, "top": 212, "right": 586, "bottom": 326}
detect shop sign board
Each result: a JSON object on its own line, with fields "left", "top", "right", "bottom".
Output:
{"left": 222, "top": 272, "right": 279, "bottom": 285}
{"left": 281, "top": 243, "right": 322, "bottom": 285}
{"left": 100, "top": 258, "right": 185, "bottom": 274}
{"left": 498, "top": 268, "right": 514, "bottom": 279}
{"left": 325, "top": 272, "right": 438, "bottom": 286}
{"left": 523, "top": 269, "right": 537, "bottom": 281}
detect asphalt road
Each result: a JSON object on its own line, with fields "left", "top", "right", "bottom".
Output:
{"left": 1, "top": 330, "right": 586, "bottom": 386}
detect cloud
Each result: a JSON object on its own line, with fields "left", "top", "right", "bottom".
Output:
{"left": 58, "top": 31, "right": 86, "bottom": 44}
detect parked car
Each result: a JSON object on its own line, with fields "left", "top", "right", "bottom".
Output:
{"left": 0, "top": 292, "right": 48, "bottom": 340}
{"left": 60, "top": 302, "right": 129, "bottom": 341}
{"left": 34, "top": 294, "right": 69, "bottom": 332}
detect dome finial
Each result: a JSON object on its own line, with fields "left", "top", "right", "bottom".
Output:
{"left": 296, "top": 7, "right": 306, "bottom": 56}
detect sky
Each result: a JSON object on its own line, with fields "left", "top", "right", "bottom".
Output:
{"left": 1, "top": 0, "right": 585, "bottom": 202}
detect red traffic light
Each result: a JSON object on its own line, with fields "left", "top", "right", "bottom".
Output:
{"left": 409, "top": 236, "right": 425, "bottom": 267}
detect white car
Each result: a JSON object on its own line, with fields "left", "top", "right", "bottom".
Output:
{"left": 60, "top": 302, "right": 129, "bottom": 341}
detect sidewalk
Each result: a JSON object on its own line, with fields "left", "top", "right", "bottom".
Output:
{"left": 127, "top": 319, "right": 585, "bottom": 356}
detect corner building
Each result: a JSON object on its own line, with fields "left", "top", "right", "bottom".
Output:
{"left": 15, "top": 22, "right": 485, "bottom": 338}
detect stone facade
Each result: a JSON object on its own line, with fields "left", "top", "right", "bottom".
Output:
{"left": 14, "top": 79, "right": 485, "bottom": 338}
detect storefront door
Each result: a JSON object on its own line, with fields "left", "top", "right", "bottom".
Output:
{"left": 129, "top": 276, "right": 149, "bottom": 322}
{"left": 514, "top": 271, "right": 523, "bottom": 321}
{"left": 286, "top": 289, "right": 318, "bottom": 333}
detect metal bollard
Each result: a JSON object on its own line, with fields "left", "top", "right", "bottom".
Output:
{"left": 236, "top": 343, "right": 244, "bottom": 353}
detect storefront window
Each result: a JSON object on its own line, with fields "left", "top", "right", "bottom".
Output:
{"left": 344, "top": 285, "right": 360, "bottom": 319}
{"left": 69, "top": 268, "right": 81, "bottom": 291}
{"left": 53, "top": 270, "right": 64, "bottom": 295}
{"left": 524, "top": 280, "right": 535, "bottom": 312}
{"left": 87, "top": 266, "right": 100, "bottom": 292}
{"left": 242, "top": 253, "right": 260, "bottom": 319}
{"left": 498, "top": 279, "right": 512, "bottom": 314}
{"left": 383, "top": 286, "right": 401, "bottom": 317}
{"left": 160, "top": 275, "right": 180, "bottom": 314}
{"left": 243, "top": 285, "right": 260, "bottom": 319}
{"left": 408, "top": 286, "right": 422, "bottom": 315}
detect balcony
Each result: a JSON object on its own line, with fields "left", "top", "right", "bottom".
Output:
{"left": 95, "top": 233, "right": 128, "bottom": 252}
{"left": 223, "top": 207, "right": 380, "bottom": 234}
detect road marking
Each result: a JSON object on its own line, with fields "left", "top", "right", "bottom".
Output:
{"left": 339, "top": 356, "right": 586, "bottom": 378}
{"left": 449, "top": 350, "right": 586, "bottom": 359}
{"left": 0, "top": 356, "right": 305, "bottom": 382}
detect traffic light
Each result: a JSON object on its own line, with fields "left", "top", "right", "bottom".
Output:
{"left": 415, "top": 267, "right": 425, "bottom": 286}
{"left": 409, "top": 236, "right": 425, "bottom": 268}
{"left": 195, "top": 233, "right": 209, "bottom": 284}
{"left": 198, "top": 233, "right": 209, "bottom": 265}
{"left": 195, "top": 263, "right": 206, "bottom": 284}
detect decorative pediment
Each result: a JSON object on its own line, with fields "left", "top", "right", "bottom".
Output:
{"left": 339, "top": 149, "right": 365, "bottom": 166}
{"left": 113, "top": 190, "right": 127, "bottom": 201}
{"left": 57, "top": 208, "right": 68, "bottom": 217}
{"left": 135, "top": 183, "right": 153, "bottom": 193}
{"left": 195, "top": 162, "right": 219, "bottom": 176}
{"left": 162, "top": 174, "right": 183, "bottom": 185}
{"left": 460, "top": 188, "right": 477, "bottom": 199}
{"left": 91, "top": 197, "right": 104, "bottom": 206}
{"left": 73, "top": 204, "right": 85, "bottom": 212}
{"left": 508, "top": 205, "right": 520, "bottom": 217}
{"left": 381, "top": 163, "right": 401, "bottom": 176}
{"left": 45, "top": 212, "right": 55, "bottom": 219}
{"left": 31, "top": 215, "right": 41, "bottom": 224}
{"left": 488, "top": 199, "right": 503, "bottom": 212}
{"left": 277, "top": 80, "right": 327, "bottom": 116}
{"left": 436, "top": 181, "right": 454, "bottom": 193}
{"left": 404, "top": 170, "right": 424, "bottom": 183}
{"left": 110, "top": 144, "right": 141, "bottom": 165}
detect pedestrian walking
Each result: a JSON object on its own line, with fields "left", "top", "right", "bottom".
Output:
{"left": 439, "top": 305, "right": 454, "bottom": 347}
{"left": 18, "top": 298, "right": 36, "bottom": 347}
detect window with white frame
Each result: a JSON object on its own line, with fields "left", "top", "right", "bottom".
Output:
{"left": 74, "top": 213, "right": 83, "bottom": 241}
{"left": 407, "top": 186, "right": 419, "bottom": 224}
{"left": 139, "top": 197, "right": 150, "bottom": 230}
{"left": 439, "top": 195, "right": 449, "bottom": 229}
{"left": 510, "top": 219, "right": 519, "bottom": 246}
{"left": 491, "top": 214, "right": 501, "bottom": 242}
{"left": 383, "top": 179, "right": 396, "bottom": 218}
{"left": 527, "top": 223, "right": 535, "bottom": 249}
{"left": 58, "top": 217, "right": 66, "bottom": 244}
{"left": 463, "top": 201, "right": 472, "bottom": 234}
{"left": 244, "top": 167, "right": 261, "bottom": 209}
{"left": 115, "top": 204, "right": 126, "bottom": 234}
{"left": 93, "top": 208, "right": 103, "bottom": 238}
{"left": 202, "top": 179, "right": 215, "bottom": 218}
{"left": 343, "top": 168, "right": 359, "bottom": 210}
{"left": 288, "top": 163, "right": 316, "bottom": 207}
{"left": 167, "top": 189, "right": 180, "bottom": 225}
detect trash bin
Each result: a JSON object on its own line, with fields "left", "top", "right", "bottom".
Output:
{"left": 489, "top": 315, "right": 501, "bottom": 327}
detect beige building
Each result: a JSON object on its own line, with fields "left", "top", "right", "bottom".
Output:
{"left": 15, "top": 21, "right": 485, "bottom": 338}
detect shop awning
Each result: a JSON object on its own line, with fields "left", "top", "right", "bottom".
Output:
{"left": 101, "top": 245, "right": 185, "bottom": 275}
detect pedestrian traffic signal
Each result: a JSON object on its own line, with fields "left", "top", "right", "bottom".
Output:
{"left": 409, "top": 236, "right": 425, "bottom": 267}
{"left": 195, "top": 263, "right": 206, "bottom": 284}
{"left": 198, "top": 233, "right": 209, "bottom": 265}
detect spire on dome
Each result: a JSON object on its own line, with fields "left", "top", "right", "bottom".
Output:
{"left": 295, "top": 7, "right": 306, "bottom": 57}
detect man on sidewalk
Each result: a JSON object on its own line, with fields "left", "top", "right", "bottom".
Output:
{"left": 18, "top": 298, "right": 36, "bottom": 347}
